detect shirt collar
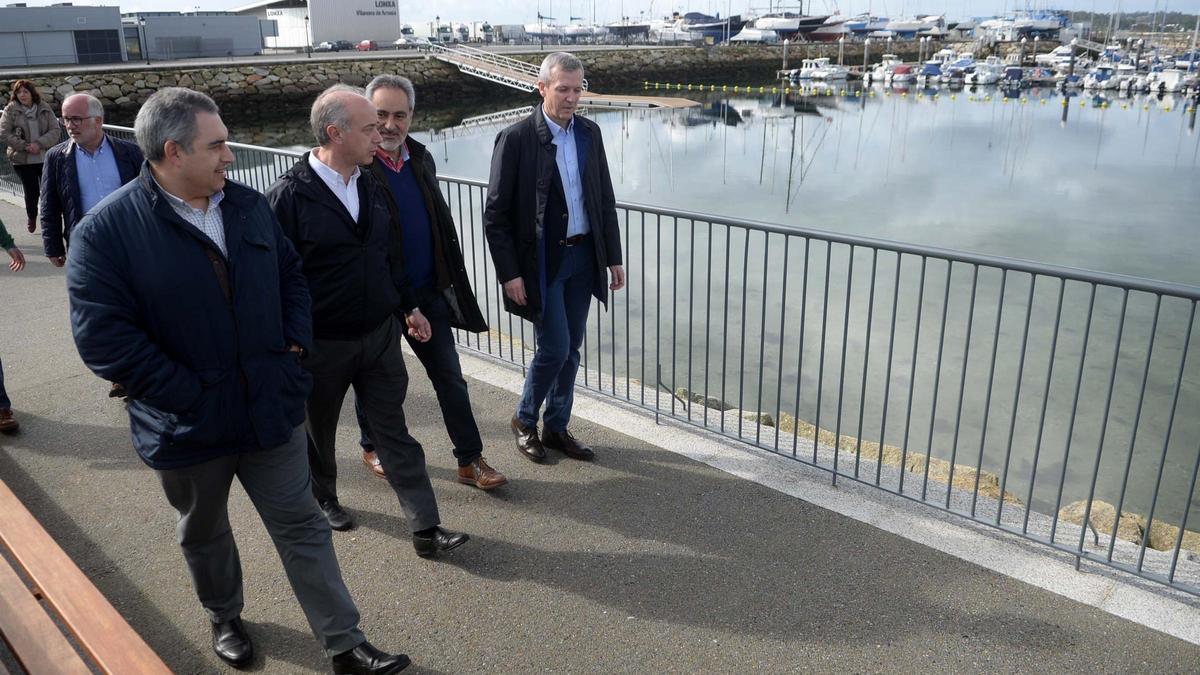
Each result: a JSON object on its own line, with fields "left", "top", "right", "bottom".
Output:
{"left": 308, "top": 149, "right": 361, "bottom": 187}
{"left": 542, "top": 106, "right": 574, "bottom": 136}
{"left": 150, "top": 170, "right": 224, "bottom": 213}
{"left": 74, "top": 135, "right": 111, "bottom": 158}
{"left": 375, "top": 141, "right": 410, "bottom": 172}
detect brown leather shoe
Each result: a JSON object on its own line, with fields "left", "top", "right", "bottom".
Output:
{"left": 0, "top": 408, "right": 18, "bottom": 434}
{"left": 542, "top": 429, "right": 594, "bottom": 461}
{"left": 457, "top": 457, "right": 508, "bottom": 490}
{"left": 362, "top": 450, "right": 386, "bottom": 478}
{"left": 511, "top": 416, "right": 546, "bottom": 463}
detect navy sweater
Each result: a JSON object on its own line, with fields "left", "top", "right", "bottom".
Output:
{"left": 379, "top": 159, "right": 435, "bottom": 291}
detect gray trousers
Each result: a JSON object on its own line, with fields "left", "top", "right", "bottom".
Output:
{"left": 156, "top": 426, "right": 365, "bottom": 657}
{"left": 305, "top": 315, "right": 440, "bottom": 532}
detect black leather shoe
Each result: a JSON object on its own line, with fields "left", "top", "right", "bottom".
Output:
{"left": 542, "top": 429, "right": 594, "bottom": 461}
{"left": 211, "top": 617, "right": 252, "bottom": 668}
{"left": 331, "top": 640, "right": 410, "bottom": 674}
{"left": 511, "top": 415, "right": 546, "bottom": 463}
{"left": 412, "top": 526, "right": 469, "bottom": 558}
{"left": 320, "top": 500, "right": 355, "bottom": 531}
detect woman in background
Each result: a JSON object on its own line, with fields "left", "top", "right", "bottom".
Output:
{"left": 2, "top": 80, "right": 60, "bottom": 233}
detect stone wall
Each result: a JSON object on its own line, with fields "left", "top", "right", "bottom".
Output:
{"left": 1, "top": 43, "right": 936, "bottom": 116}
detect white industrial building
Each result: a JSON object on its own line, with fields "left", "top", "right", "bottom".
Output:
{"left": 231, "top": 0, "right": 404, "bottom": 49}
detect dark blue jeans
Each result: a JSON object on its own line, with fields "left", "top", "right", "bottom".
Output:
{"left": 0, "top": 355, "right": 10, "bottom": 410}
{"left": 355, "top": 292, "right": 483, "bottom": 467}
{"left": 517, "top": 238, "right": 596, "bottom": 433}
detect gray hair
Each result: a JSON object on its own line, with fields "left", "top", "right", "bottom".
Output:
{"left": 66, "top": 93, "right": 105, "bottom": 119}
{"left": 365, "top": 74, "right": 416, "bottom": 110}
{"left": 134, "top": 87, "right": 220, "bottom": 162}
{"left": 538, "top": 52, "right": 584, "bottom": 84}
{"left": 310, "top": 84, "right": 366, "bottom": 146}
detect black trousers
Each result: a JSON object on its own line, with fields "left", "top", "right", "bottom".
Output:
{"left": 355, "top": 292, "right": 483, "bottom": 467}
{"left": 304, "top": 316, "right": 440, "bottom": 532}
{"left": 13, "top": 163, "right": 42, "bottom": 222}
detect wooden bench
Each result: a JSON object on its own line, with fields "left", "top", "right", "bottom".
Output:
{"left": 0, "top": 478, "right": 172, "bottom": 674}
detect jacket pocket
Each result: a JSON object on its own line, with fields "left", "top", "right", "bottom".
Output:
{"left": 168, "top": 369, "right": 237, "bottom": 449}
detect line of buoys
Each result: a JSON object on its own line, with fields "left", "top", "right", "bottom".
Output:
{"left": 637, "top": 83, "right": 1195, "bottom": 113}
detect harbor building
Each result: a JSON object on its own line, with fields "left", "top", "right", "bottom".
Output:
{"left": 122, "top": 12, "right": 274, "bottom": 61}
{"left": 231, "top": 0, "right": 402, "bottom": 49}
{"left": 0, "top": 4, "right": 124, "bottom": 67}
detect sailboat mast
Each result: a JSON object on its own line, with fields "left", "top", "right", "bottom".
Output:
{"left": 1191, "top": 14, "right": 1199, "bottom": 72}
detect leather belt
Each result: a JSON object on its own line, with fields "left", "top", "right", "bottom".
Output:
{"left": 559, "top": 233, "right": 590, "bottom": 247}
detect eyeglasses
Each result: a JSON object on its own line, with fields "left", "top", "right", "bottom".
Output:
{"left": 63, "top": 116, "right": 94, "bottom": 126}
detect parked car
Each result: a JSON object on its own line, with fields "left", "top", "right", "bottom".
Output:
{"left": 356, "top": 40, "right": 378, "bottom": 51}
{"left": 333, "top": 40, "right": 355, "bottom": 51}
{"left": 313, "top": 41, "right": 337, "bottom": 52}
{"left": 393, "top": 36, "right": 431, "bottom": 50}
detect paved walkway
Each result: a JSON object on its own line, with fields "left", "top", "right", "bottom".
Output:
{"left": 1, "top": 199, "right": 1198, "bottom": 673}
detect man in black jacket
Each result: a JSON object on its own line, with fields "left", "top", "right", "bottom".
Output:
{"left": 485, "top": 52, "right": 625, "bottom": 464}
{"left": 267, "top": 84, "right": 468, "bottom": 559}
{"left": 40, "top": 93, "right": 143, "bottom": 266}
{"left": 360, "top": 74, "right": 506, "bottom": 491}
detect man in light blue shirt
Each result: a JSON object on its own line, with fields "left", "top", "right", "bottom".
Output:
{"left": 543, "top": 110, "right": 590, "bottom": 238}
{"left": 486, "top": 52, "right": 626, "bottom": 464}
{"left": 41, "top": 93, "right": 143, "bottom": 267}
{"left": 75, "top": 132, "right": 123, "bottom": 214}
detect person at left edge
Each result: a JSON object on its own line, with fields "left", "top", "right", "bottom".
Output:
{"left": 66, "top": 87, "right": 411, "bottom": 674}
{"left": 267, "top": 84, "right": 469, "bottom": 558}
{"left": 0, "top": 215, "right": 28, "bottom": 434}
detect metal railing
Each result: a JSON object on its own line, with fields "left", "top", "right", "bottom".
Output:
{"left": 14, "top": 126, "right": 1200, "bottom": 597}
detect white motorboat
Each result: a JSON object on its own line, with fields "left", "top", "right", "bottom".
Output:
{"left": 1147, "top": 68, "right": 1189, "bottom": 93}
{"left": 871, "top": 54, "right": 902, "bottom": 81}
{"left": 525, "top": 22, "right": 564, "bottom": 40}
{"left": 1035, "top": 45, "right": 1074, "bottom": 68}
{"left": 1084, "top": 62, "right": 1136, "bottom": 90}
{"left": 730, "top": 27, "right": 780, "bottom": 44}
{"left": 797, "top": 57, "right": 849, "bottom": 80}
{"left": 966, "top": 56, "right": 1005, "bottom": 85}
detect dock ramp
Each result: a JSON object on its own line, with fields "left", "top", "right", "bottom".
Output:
{"left": 427, "top": 43, "right": 697, "bottom": 109}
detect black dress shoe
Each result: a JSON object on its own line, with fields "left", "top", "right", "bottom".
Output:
{"left": 511, "top": 415, "right": 546, "bottom": 463}
{"left": 331, "top": 640, "right": 410, "bottom": 674}
{"left": 542, "top": 429, "right": 594, "bottom": 461}
{"left": 320, "top": 500, "right": 355, "bottom": 531}
{"left": 211, "top": 617, "right": 253, "bottom": 667}
{"left": 412, "top": 526, "right": 469, "bottom": 558}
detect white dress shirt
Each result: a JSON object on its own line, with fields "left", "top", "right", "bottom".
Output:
{"left": 308, "top": 150, "right": 360, "bottom": 222}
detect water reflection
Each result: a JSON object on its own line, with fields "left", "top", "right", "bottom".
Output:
{"left": 422, "top": 83, "right": 1200, "bottom": 286}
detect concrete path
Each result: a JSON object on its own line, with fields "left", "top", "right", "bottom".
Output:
{"left": 0, "top": 198, "right": 1198, "bottom": 673}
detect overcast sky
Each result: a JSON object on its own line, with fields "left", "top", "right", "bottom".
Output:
{"left": 14, "top": 1, "right": 1200, "bottom": 26}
